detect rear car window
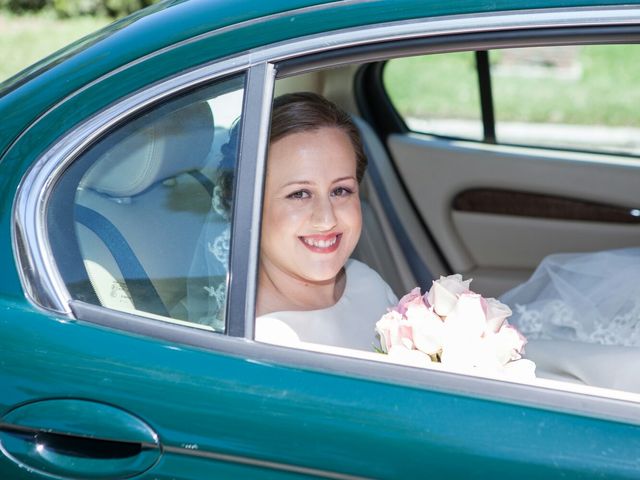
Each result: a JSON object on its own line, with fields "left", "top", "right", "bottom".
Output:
{"left": 384, "top": 45, "right": 640, "bottom": 156}
{"left": 47, "top": 75, "right": 246, "bottom": 332}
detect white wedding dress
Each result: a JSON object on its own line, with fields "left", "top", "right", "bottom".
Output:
{"left": 500, "top": 247, "right": 640, "bottom": 393}
{"left": 255, "top": 259, "right": 398, "bottom": 350}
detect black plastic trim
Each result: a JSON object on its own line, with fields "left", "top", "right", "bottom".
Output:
{"left": 355, "top": 62, "right": 406, "bottom": 138}
{"left": 476, "top": 50, "right": 496, "bottom": 143}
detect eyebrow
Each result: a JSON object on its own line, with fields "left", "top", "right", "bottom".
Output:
{"left": 280, "top": 176, "right": 356, "bottom": 188}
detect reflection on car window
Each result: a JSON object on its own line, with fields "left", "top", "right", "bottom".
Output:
{"left": 48, "top": 75, "right": 245, "bottom": 332}
{"left": 384, "top": 51, "right": 482, "bottom": 141}
{"left": 492, "top": 45, "right": 640, "bottom": 155}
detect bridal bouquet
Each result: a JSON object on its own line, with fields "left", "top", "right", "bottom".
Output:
{"left": 376, "top": 275, "right": 536, "bottom": 380}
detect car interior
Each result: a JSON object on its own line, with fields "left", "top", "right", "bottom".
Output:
{"left": 74, "top": 99, "right": 216, "bottom": 321}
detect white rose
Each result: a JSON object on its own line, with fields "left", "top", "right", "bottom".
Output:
{"left": 502, "top": 359, "right": 537, "bottom": 381}
{"left": 387, "top": 345, "right": 433, "bottom": 367}
{"left": 375, "top": 310, "right": 403, "bottom": 353}
{"left": 427, "top": 274, "right": 472, "bottom": 316}
{"left": 405, "top": 303, "right": 445, "bottom": 355}
{"left": 485, "top": 297, "right": 512, "bottom": 334}
{"left": 487, "top": 323, "right": 527, "bottom": 365}
{"left": 443, "top": 293, "right": 487, "bottom": 340}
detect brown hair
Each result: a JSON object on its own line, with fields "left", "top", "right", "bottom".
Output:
{"left": 213, "top": 92, "right": 366, "bottom": 218}
{"left": 269, "top": 92, "right": 367, "bottom": 182}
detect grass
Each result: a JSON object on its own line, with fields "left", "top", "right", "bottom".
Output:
{"left": 384, "top": 45, "right": 640, "bottom": 127}
{"left": 0, "top": 11, "right": 110, "bottom": 82}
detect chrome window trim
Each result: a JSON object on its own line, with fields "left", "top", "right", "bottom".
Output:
{"left": 249, "top": 5, "right": 640, "bottom": 67}
{"left": 12, "top": 60, "right": 251, "bottom": 315}
{"left": 14, "top": 4, "right": 640, "bottom": 316}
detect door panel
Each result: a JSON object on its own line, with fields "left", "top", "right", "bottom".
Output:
{"left": 452, "top": 213, "right": 640, "bottom": 268}
{"left": 3, "top": 297, "right": 640, "bottom": 478}
{"left": 387, "top": 134, "right": 640, "bottom": 296}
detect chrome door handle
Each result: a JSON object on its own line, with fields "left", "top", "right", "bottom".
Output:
{"left": 0, "top": 399, "right": 161, "bottom": 479}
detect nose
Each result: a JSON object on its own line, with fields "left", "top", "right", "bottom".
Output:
{"left": 311, "top": 196, "right": 337, "bottom": 230}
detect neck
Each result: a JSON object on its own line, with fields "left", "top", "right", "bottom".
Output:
{"left": 256, "top": 262, "right": 346, "bottom": 316}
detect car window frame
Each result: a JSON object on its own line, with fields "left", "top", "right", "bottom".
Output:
{"left": 13, "top": 5, "right": 640, "bottom": 427}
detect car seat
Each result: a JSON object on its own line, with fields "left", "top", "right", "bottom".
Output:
{"left": 74, "top": 100, "right": 216, "bottom": 322}
{"left": 351, "top": 116, "right": 444, "bottom": 296}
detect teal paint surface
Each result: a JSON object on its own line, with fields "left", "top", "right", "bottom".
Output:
{"left": 1, "top": 294, "right": 639, "bottom": 477}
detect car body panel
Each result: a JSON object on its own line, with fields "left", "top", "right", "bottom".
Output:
{"left": 2, "top": 296, "right": 640, "bottom": 478}
{"left": 3, "top": 0, "right": 640, "bottom": 477}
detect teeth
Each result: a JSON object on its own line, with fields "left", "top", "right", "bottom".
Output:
{"left": 304, "top": 236, "right": 337, "bottom": 248}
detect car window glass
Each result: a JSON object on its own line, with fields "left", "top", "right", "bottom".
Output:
{"left": 492, "top": 44, "right": 640, "bottom": 155}
{"left": 48, "top": 74, "right": 245, "bottom": 332}
{"left": 383, "top": 52, "right": 483, "bottom": 140}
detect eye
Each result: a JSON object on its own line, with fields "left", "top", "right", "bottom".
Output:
{"left": 332, "top": 186, "right": 354, "bottom": 197}
{"left": 286, "top": 190, "right": 310, "bottom": 200}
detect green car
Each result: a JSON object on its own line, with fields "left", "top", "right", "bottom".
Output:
{"left": 2, "top": 0, "right": 640, "bottom": 478}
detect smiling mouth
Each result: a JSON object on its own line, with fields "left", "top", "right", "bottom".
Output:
{"left": 299, "top": 234, "right": 342, "bottom": 253}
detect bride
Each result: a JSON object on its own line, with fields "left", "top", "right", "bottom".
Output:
{"left": 253, "top": 92, "right": 397, "bottom": 349}
{"left": 191, "top": 92, "right": 396, "bottom": 344}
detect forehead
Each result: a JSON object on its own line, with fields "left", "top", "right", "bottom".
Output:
{"left": 267, "top": 127, "right": 357, "bottom": 177}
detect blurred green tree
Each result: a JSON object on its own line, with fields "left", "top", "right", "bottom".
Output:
{"left": 0, "top": 0, "right": 158, "bottom": 17}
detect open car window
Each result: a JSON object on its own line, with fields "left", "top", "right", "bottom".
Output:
{"left": 258, "top": 43, "right": 640, "bottom": 402}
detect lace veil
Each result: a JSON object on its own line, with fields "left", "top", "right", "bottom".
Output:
{"left": 186, "top": 123, "right": 238, "bottom": 331}
{"left": 500, "top": 247, "right": 640, "bottom": 346}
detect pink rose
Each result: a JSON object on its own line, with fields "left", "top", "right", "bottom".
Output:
{"left": 376, "top": 311, "right": 418, "bottom": 353}
{"left": 375, "top": 310, "right": 404, "bottom": 353}
{"left": 395, "top": 287, "right": 424, "bottom": 316}
{"left": 427, "top": 274, "right": 472, "bottom": 316}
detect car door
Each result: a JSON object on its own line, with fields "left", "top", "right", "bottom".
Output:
{"left": 4, "top": 6, "right": 640, "bottom": 480}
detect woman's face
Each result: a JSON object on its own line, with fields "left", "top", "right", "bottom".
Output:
{"left": 261, "top": 126, "right": 362, "bottom": 285}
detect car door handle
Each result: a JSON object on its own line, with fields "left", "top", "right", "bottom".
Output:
{"left": 0, "top": 399, "right": 161, "bottom": 479}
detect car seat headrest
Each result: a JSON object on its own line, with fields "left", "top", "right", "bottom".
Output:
{"left": 81, "top": 101, "right": 214, "bottom": 198}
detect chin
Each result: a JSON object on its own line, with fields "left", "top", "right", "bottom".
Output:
{"left": 306, "top": 262, "right": 349, "bottom": 283}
